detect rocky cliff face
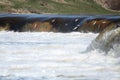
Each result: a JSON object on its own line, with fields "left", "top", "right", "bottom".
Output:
{"left": 0, "top": 0, "right": 119, "bottom": 14}
{"left": 94, "top": 0, "right": 120, "bottom": 10}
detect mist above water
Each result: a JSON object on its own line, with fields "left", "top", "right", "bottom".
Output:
{"left": 0, "top": 32, "right": 119, "bottom": 80}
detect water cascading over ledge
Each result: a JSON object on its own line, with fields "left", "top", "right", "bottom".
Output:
{"left": 87, "top": 23, "right": 120, "bottom": 56}
{"left": 0, "top": 14, "right": 120, "bottom": 55}
{"left": 0, "top": 14, "right": 120, "bottom": 33}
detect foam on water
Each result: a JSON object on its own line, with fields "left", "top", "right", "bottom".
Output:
{"left": 0, "top": 32, "right": 119, "bottom": 80}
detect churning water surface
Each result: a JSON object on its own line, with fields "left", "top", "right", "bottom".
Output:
{"left": 0, "top": 32, "right": 120, "bottom": 80}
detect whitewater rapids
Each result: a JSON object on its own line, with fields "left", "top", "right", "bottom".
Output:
{"left": 0, "top": 32, "right": 120, "bottom": 80}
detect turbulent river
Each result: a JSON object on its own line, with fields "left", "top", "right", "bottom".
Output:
{"left": 0, "top": 32, "right": 120, "bottom": 80}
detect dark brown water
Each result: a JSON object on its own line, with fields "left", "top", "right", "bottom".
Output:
{"left": 0, "top": 14, "right": 120, "bottom": 32}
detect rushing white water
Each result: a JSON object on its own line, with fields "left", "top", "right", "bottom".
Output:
{"left": 0, "top": 32, "right": 119, "bottom": 80}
